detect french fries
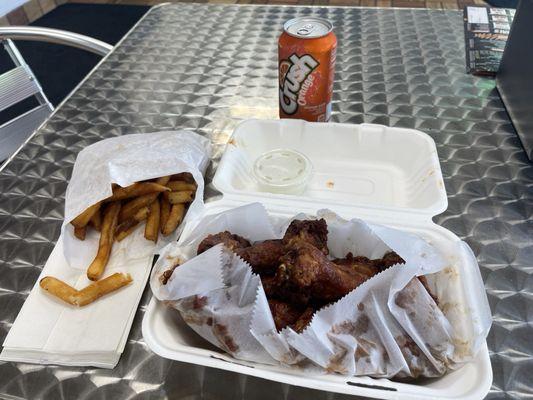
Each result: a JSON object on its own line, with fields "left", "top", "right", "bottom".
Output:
{"left": 145, "top": 200, "right": 160, "bottom": 242}
{"left": 40, "top": 273, "right": 132, "bottom": 306}
{"left": 62, "top": 174, "right": 195, "bottom": 300}
{"left": 166, "top": 190, "right": 194, "bottom": 204}
{"left": 39, "top": 276, "right": 79, "bottom": 305}
{"left": 76, "top": 272, "right": 132, "bottom": 306}
{"left": 171, "top": 172, "right": 195, "bottom": 183}
{"left": 87, "top": 202, "right": 121, "bottom": 281}
{"left": 166, "top": 180, "right": 197, "bottom": 192}
{"left": 160, "top": 196, "right": 171, "bottom": 233}
{"left": 70, "top": 202, "right": 101, "bottom": 228}
{"left": 89, "top": 208, "right": 102, "bottom": 231}
{"left": 156, "top": 176, "right": 170, "bottom": 186}
{"left": 115, "top": 206, "right": 150, "bottom": 242}
{"left": 119, "top": 193, "right": 159, "bottom": 223}
{"left": 106, "top": 182, "right": 170, "bottom": 201}
{"left": 162, "top": 203, "right": 185, "bottom": 236}
{"left": 74, "top": 226, "right": 87, "bottom": 240}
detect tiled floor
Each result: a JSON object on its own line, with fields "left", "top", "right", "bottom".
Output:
{"left": 1, "top": 0, "right": 489, "bottom": 27}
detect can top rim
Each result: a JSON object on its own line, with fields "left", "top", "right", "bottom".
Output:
{"left": 283, "top": 17, "right": 333, "bottom": 39}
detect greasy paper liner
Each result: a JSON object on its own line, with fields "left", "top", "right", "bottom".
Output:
{"left": 62, "top": 131, "right": 211, "bottom": 269}
{"left": 150, "top": 203, "right": 491, "bottom": 378}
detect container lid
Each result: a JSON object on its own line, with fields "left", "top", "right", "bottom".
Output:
{"left": 284, "top": 17, "right": 333, "bottom": 39}
{"left": 213, "top": 119, "right": 448, "bottom": 221}
{"left": 252, "top": 149, "right": 312, "bottom": 195}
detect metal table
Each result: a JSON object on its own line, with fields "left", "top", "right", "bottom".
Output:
{"left": 0, "top": 4, "right": 531, "bottom": 399}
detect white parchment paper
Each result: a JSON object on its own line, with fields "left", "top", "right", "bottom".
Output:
{"left": 63, "top": 131, "right": 211, "bottom": 269}
{"left": 150, "top": 203, "right": 492, "bottom": 378}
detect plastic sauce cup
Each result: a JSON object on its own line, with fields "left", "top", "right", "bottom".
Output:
{"left": 252, "top": 149, "right": 312, "bottom": 195}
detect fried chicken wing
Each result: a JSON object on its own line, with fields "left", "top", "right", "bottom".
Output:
{"left": 267, "top": 300, "right": 316, "bottom": 332}
{"left": 241, "top": 218, "right": 330, "bottom": 275}
{"left": 333, "top": 253, "right": 380, "bottom": 279}
{"left": 277, "top": 241, "right": 367, "bottom": 303}
{"left": 373, "top": 251, "right": 405, "bottom": 271}
{"left": 236, "top": 239, "right": 285, "bottom": 276}
{"left": 268, "top": 299, "right": 303, "bottom": 331}
{"left": 283, "top": 218, "right": 329, "bottom": 255}
{"left": 261, "top": 275, "right": 276, "bottom": 297}
{"left": 291, "top": 307, "right": 315, "bottom": 333}
{"left": 261, "top": 274, "right": 311, "bottom": 306}
{"left": 197, "top": 231, "right": 251, "bottom": 254}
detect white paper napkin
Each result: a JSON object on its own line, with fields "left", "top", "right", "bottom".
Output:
{"left": 0, "top": 230, "right": 153, "bottom": 369}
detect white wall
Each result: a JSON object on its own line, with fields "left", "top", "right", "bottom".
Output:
{"left": 0, "top": 0, "right": 29, "bottom": 17}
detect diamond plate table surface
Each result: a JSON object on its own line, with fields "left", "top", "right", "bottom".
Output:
{"left": 0, "top": 3, "right": 532, "bottom": 400}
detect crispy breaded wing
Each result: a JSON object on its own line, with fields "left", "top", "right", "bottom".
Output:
{"left": 333, "top": 252, "right": 380, "bottom": 279}
{"left": 278, "top": 241, "right": 367, "bottom": 303}
{"left": 268, "top": 299, "right": 302, "bottom": 331}
{"left": 373, "top": 251, "right": 405, "bottom": 271}
{"left": 261, "top": 273, "right": 312, "bottom": 307}
{"left": 236, "top": 239, "right": 285, "bottom": 275}
{"left": 197, "top": 231, "right": 251, "bottom": 254}
{"left": 283, "top": 218, "right": 329, "bottom": 255}
{"left": 291, "top": 307, "right": 315, "bottom": 333}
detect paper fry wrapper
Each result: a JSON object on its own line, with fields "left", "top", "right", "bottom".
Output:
{"left": 150, "top": 203, "right": 492, "bottom": 378}
{"left": 62, "top": 131, "right": 211, "bottom": 269}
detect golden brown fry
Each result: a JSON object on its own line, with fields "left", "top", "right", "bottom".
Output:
{"left": 106, "top": 182, "right": 169, "bottom": 201}
{"left": 71, "top": 202, "right": 101, "bottom": 228}
{"left": 155, "top": 176, "right": 170, "bottom": 186}
{"left": 74, "top": 226, "right": 87, "bottom": 240}
{"left": 166, "top": 190, "right": 194, "bottom": 204}
{"left": 162, "top": 203, "right": 185, "bottom": 236}
{"left": 134, "top": 205, "right": 150, "bottom": 220}
{"left": 40, "top": 273, "right": 132, "bottom": 306}
{"left": 166, "top": 180, "right": 197, "bottom": 192}
{"left": 144, "top": 200, "right": 160, "bottom": 242}
{"left": 76, "top": 272, "right": 132, "bottom": 306}
{"left": 87, "top": 202, "right": 121, "bottom": 281}
{"left": 40, "top": 276, "right": 79, "bottom": 306}
{"left": 119, "top": 193, "right": 159, "bottom": 223}
{"left": 170, "top": 172, "right": 195, "bottom": 183}
{"left": 115, "top": 206, "right": 150, "bottom": 242}
{"left": 89, "top": 208, "right": 102, "bottom": 232}
{"left": 160, "top": 196, "right": 170, "bottom": 234}
{"left": 115, "top": 225, "right": 138, "bottom": 242}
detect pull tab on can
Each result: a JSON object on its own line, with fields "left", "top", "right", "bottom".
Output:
{"left": 297, "top": 23, "right": 315, "bottom": 36}
{"left": 284, "top": 17, "right": 332, "bottom": 38}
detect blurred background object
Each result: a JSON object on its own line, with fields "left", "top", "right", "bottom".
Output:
{"left": 0, "top": 4, "right": 148, "bottom": 108}
{"left": 0, "top": 3, "right": 148, "bottom": 163}
{"left": 497, "top": 0, "right": 533, "bottom": 160}
{"left": 0, "top": 26, "right": 112, "bottom": 161}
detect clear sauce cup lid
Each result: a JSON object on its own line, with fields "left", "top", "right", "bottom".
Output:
{"left": 252, "top": 149, "right": 312, "bottom": 195}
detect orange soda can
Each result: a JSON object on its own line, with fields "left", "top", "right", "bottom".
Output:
{"left": 278, "top": 17, "right": 337, "bottom": 122}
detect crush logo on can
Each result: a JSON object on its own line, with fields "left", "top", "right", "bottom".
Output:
{"left": 279, "top": 53, "right": 319, "bottom": 115}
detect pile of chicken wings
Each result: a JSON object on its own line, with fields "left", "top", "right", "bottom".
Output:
{"left": 196, "top": 219, "right": 412, "bottom": 332}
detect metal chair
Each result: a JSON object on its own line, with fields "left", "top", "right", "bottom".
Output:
{"left": 0, "top": 27, "right": 113, "bottom": 162}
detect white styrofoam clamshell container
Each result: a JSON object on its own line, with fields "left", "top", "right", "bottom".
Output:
{"left": 143, "top": 120, "right": 492, "bottom": 399}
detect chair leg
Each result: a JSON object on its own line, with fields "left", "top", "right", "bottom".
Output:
{"left": 2, "top": 39, "right": 54, "bottom": 111}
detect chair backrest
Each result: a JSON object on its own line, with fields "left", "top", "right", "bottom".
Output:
{"left": 0, "top": 27, "right": 112, "bottom": 163}
{"left": 0, "top": 39, "right": 53, "bottom": 162}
